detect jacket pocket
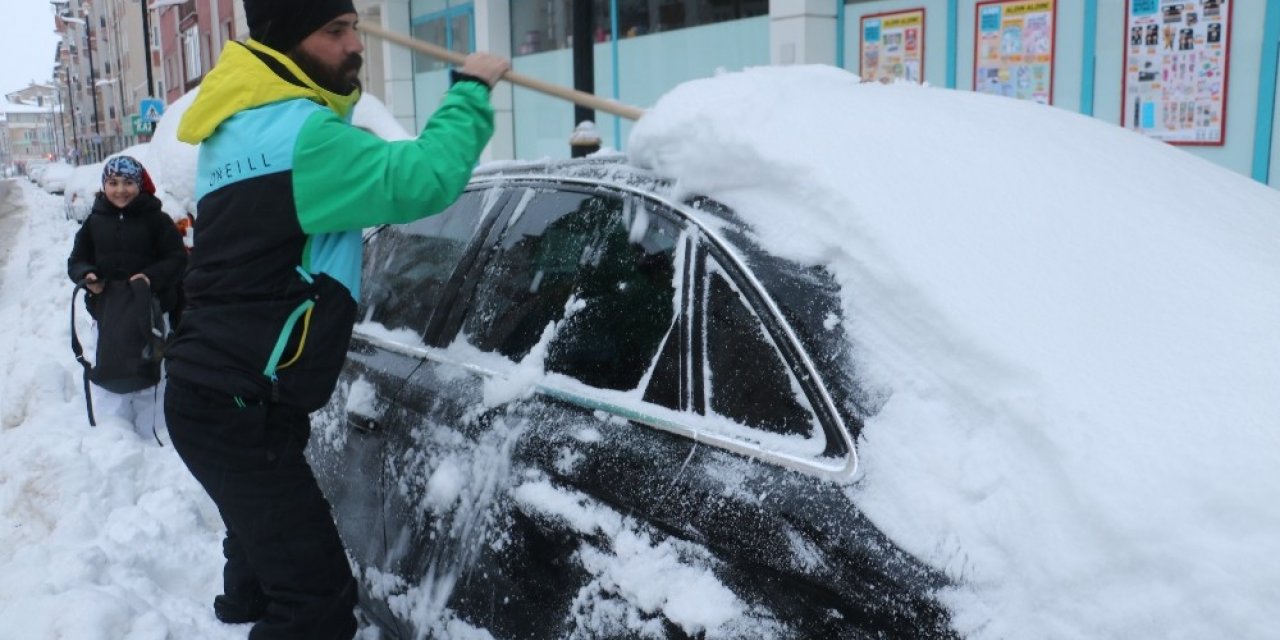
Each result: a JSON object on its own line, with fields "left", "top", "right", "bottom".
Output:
{"left": 166, "top": 270, "right": 356, "bottom": 411}
{"left": 264, "top": 270, "right": 357, "bottom": 412}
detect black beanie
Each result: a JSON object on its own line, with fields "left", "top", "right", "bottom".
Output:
{"left": 244, "top": 0, "right": 357, "bottom": 53}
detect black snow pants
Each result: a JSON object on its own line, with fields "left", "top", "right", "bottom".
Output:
{"left": 164, "top": 378, "right": 357, "bottom": 640}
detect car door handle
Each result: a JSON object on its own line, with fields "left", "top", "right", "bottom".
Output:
{"left": 347, "top": 413, "right": 380, "bottom": 434}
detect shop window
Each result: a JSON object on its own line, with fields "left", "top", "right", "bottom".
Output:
{"left": 512, "top": 0, "right": 769, "bottom": 54}
{"left": 411, "top": 4, "right": 473, "bottom": 73}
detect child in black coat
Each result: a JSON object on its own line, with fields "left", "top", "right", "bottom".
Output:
{"left": 67, "top": 156, "right": 187, "bottom": 439}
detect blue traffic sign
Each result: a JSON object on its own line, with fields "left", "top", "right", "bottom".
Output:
{"left": 140, "top": 98, "right": 165, "bottom": 124}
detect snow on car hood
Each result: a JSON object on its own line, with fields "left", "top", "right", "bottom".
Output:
{"left": 628, "top": 65, "right": 1280, "bottom": 639}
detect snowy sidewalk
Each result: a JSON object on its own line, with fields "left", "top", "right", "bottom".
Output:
{"left": 0, "top": 180, "right": 378, "bottom": 640}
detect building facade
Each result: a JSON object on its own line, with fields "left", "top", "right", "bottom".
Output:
{"left": 50, "top": 0, "right": 153, "bottom": 163}
{"left": 1, "top": 86, "right": 64, "bottom": 170}
{"left": 35, "top": 0, "right": 1280, "bottom": 187}
{"left": 367, "top": 0, "right": 1280, "bottom": 187}
{"left": 44, "top": 0, "right": 219, "bottom": 163}
{"left": 153, "top": 0, "right": 239, "bottom": 104}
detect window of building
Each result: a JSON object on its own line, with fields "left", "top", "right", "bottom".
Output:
{"left": 511, "top": 0, "right": 768, "bottom": 55}
{"left": 182, "top": 26, "right": 201, "bottom": 80}
{"left": 410, "top": 3, "right": 473, "bottom": 73}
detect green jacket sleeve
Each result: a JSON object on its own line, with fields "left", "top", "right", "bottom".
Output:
{"left": 291, "top": 81, "right": 495, "bottom": 234}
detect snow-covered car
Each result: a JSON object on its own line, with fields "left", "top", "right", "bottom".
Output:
{"left": 311, "top": 67, "right": 1280, "bottom": 639}
{"left": 36, "top": 161, "right": 74, "bottom": 195}
{"left": 63, "top": 161, "right": 104, "bottom": 222}
{"left": 25, "top": 160, "right": 49, "bottom": 184}
{"left": 310, "top": 156, "right": 926, "bottom": 638}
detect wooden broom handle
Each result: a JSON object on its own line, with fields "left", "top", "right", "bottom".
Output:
{"left": 360, "top": 22, "right": 646, "bottom": 121}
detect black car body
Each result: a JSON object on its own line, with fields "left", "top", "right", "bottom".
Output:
{"left": 308, "top": 157, "right": 958, "bottom": 639}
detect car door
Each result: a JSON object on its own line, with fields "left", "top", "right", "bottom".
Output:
{"left": 353, "top": 178, "right": 954, "bottom": 638}
{"left": 646, "top": 242, "right": 957, "bottom": 638}
{"left": 435, "top": 210, "right": 950, "bottom": 637}
{"left": 370, "top": 182, "right": 717, "bottom": 638}
{"left": 308, "top": 187, "right": 515, "bottom": 631}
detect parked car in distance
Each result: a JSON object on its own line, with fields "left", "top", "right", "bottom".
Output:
{"left": 24, "top": 160, "right": 48, "bottom": 184}
{"left": 307, "top": 157, "right": 956, "bottom": 639}
{"left": 63, "top": 161, "right": 104, "bottom": 222}
{"left": 36, "top": 161, "right": 73, "bottom": 195}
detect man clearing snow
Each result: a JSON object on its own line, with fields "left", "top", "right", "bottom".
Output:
{"left": 161, "top": 1, "right": 509, "bottom": 637}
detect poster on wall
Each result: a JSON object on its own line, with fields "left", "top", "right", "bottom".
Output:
{"left": 860, "top": 9, "right": 925, "bottom": 84}
{"left": 974, "top": 0, "right": 1056, "bottom": 104}
{"left": 1122, "top": 0, "right": 1231, "bottom": 145}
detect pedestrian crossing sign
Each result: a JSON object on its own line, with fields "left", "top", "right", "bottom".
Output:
{"left": 140, "top": 98, "right": 165, "bottom": 124}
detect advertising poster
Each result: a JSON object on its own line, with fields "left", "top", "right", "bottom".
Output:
{"left": 860, "top": 9, "right": 925, "bottom": 84}
{"left": 974, "top": 0, "right": 1056, "bottom": 104}
{"left": 1122, "top": 0, "right": 1231, "bottom": 145}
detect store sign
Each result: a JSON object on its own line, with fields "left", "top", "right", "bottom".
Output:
{"left": 132, "top": 114, "right": 153, "bottom": 136}
{"left": 860, "top": 9, "right": 925, "bottom": 84}
{"left": 973, "top": 0, "right": 1056, "bottom": 105}
{"left": 1122, "top": 0, "right": 1230, "bottom": 145}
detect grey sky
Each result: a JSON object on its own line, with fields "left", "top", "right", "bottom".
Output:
{"left": 1, "top": 0, "right": 63, "bottom": 95}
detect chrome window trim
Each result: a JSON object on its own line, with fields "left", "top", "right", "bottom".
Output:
{"left": 353, "top": 333, "right": 856, "bottom": 482}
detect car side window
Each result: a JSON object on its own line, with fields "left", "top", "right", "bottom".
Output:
{"left": 704, "top": 262, "right": 816, "bottom": 437}
{"left": 462, "top": 190, "right": 681, "bottom": 395}
{"left": 360, "top": 190, "right": 493, "bottom": 337}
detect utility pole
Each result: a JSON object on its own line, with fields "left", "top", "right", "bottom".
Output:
{"left": 571, "top": 0, "right": 598, "bottom": 158}
{"left": 140, "top": 0, "right": 155, "bottom": 96}
{"left": 106, "top": 0, "right": 129, "bottom": 150}
{"left": 83, "top": 10, "right": 103, "bottom": 161}
{"left": 61, "top": 60, "right": 80, "bottom": 162}
{"left": 43, "top": 98, "right": 57, "bottom": 160}
{"left": 52, "top": 92, "right": 66, "bottom": 161}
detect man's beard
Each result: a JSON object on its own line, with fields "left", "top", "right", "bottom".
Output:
{"left": 291, "top": 48, "right": 363, "bottom": 95}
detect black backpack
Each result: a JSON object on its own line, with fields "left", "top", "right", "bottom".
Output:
{"left": 71, "top": 278, "right": 167, "bottom": 426}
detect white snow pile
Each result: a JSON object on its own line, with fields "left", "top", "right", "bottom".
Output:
{"left": 629, "top": 64, "right": 1280, "bottom": 640}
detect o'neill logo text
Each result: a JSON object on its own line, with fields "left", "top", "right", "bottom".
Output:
{"left": 208, "top": 153, "right": 273, "bottom": 187}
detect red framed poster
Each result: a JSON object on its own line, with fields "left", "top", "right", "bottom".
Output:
{"left": 973, "top": 0, "right": 1056, "bottom": 105}
{"left": 1121, "top": 0, "right": 1232, "bottom": 146}
{"left": 860, "top": 8, "right": 926, "bottom": 84}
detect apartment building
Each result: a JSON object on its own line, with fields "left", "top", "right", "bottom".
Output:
{"left": 0, "top": 86, "right": 64, "bottom": 169}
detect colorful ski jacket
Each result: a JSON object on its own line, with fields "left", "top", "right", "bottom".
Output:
{"left": 165, "top": 39, "right": 495, "bottom": 410}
